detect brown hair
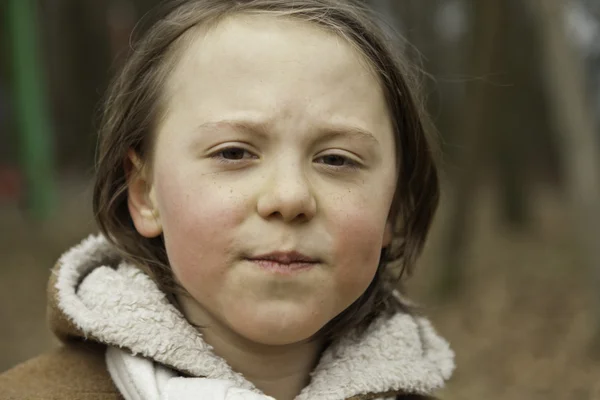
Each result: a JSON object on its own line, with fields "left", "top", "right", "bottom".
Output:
{"left": 93, "top": 0, "right": 439, "bottom": 340}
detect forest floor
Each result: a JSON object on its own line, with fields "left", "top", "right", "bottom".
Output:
{"left": 1, "top": 178, "right": 598, "bottom": 400}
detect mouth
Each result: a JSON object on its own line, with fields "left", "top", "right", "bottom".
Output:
{"left": 250, "top": 251, "right": 319, "bottom": 264}
{"left": 245, "top": 251, "right": 320, "bottom": 274}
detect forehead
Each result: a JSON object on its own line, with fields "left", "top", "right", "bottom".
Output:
{"left": 159, "top": 13, "right": 392, "bottom": 145}
{"left": 169, "top": 13, "right": 378, "bottom": 84}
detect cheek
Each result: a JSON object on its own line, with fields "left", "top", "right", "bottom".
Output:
{"left": 323, "top": 171, "right": 396, "bottom": 302}
{"left": 329, "top": 205, "right": 387, "bottom": 297}
{"left": 159, "top": 182, "right": 236, "bottom": 244}
{"left": 153, "top": 169, "right": 245, "bottom": 287}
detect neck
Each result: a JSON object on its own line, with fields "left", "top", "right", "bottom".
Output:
{"left": 176, "top": 294, "right": 324, "bottom": 400}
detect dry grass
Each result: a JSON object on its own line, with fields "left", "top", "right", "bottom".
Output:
{"left": 1, "top": 179, "right": 598, "bottom": 399}
{"left": 410, "top": 187, "right": 600, "bottom": 399}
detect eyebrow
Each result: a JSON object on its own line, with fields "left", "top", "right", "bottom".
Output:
{"left": 196, "top": 119, "right": 271, "bottom": 139}
{"left": 196, "top": 119, "right": 380, "bottom": 146}
{"left": 315, "top": 125, "right": 380, "bottom": 146}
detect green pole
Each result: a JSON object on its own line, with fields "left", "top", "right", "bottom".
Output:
{"left": 6, "top": 0, "right": 55, "bottom": 220}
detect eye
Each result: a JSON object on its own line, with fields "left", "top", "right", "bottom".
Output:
{"left": 321, "top": 154, "right": 346, "bottom": 166}
{"left": 211, "top": 146, "right": 258, "bottom": 163}
{"left": 221, "top": 148, "right": 247, "bottom": 160}
{"left": 315, "top": 153, "right": 360, "bottom": 169}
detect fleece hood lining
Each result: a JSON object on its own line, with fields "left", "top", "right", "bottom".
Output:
{"left": 53, "top": 234, "right": 454, "bottom": 400}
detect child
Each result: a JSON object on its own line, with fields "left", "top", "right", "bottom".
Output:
{"left": 0, "top": 0, "right": 454, "bottom": 399}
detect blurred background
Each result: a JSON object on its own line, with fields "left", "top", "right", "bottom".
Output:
{"left": 1, "top": 0, "right": 600, "bottom": 399}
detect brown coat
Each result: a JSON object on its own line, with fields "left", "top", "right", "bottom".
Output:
{"left": 0, "top": 345, "right": 432, "bottom": 400}
{"left": 0, "top": 342, "right": 121, "bottom": 400}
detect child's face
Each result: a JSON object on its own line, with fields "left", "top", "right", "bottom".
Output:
{"left": 130, "top": 15, "right": 397, "bottom": 345}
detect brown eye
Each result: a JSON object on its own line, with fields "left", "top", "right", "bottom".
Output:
{"left": 221, "top": 148, "right": 246, "bottom": 160}
{"left": 321, "top": 154, "right": 347, "bottom": 166}
{"left": 315, "top": 153, "right": 361, "bottom": 171}
{"left": 211, "top": 147, "right": 258, "bottom": 165}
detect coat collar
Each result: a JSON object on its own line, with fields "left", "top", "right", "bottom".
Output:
{"left": 48, "top": 234, "right": 454, "bottom": 400}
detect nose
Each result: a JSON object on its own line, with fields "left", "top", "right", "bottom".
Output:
{"left": 256, "top": 162, "right": 317, "bottom": 223}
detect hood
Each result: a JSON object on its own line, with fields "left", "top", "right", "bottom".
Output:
{"left": 48, "top": 234, "right": 454, "bottom": 400}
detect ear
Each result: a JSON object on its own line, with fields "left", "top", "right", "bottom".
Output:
{"left": 125, "top": 149, "right": 162, "bottom": 238}
{"left": 382, "top": 221, "right": 393, "bottom": 248}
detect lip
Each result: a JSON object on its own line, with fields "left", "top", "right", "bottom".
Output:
{"left": 249, "top": 251, "right": 319, "bottom": 264}
{"left": 246, "top": 251, "right": 319, "bottom": 275}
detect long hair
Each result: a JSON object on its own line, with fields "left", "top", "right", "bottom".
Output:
{"left": 93, "top": 0, "right": 440, "bottom": 340}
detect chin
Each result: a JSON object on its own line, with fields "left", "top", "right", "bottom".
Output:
{"left": 231, "top": 307, "right": 328, "bottom": 346}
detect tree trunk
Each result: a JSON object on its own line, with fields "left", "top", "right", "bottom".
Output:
{"left": 528, "top": 0, "right": 600, "bottom": 342}
{"left": 436, "top": 0, "right": 505, "bottom": 298}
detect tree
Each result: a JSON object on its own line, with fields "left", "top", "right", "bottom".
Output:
{"left": 529, "top": 0, "right": 600, "bottom": 340}
{"left": 436, "top": 1, "right": 505, "bottom": 297}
